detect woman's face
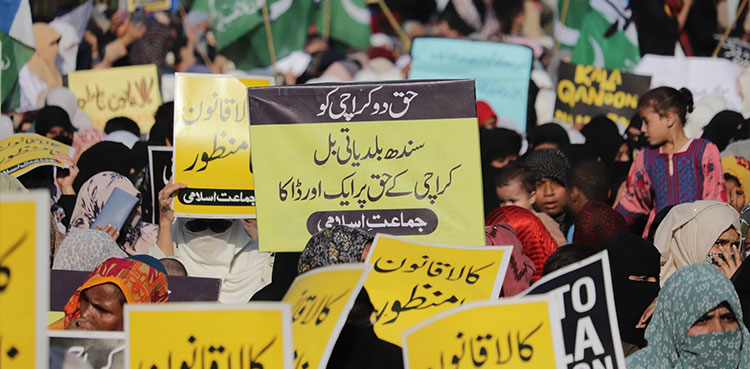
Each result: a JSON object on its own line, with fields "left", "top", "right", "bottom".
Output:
{"left": 725, "top": 179, "right": 746, "bottom": 212}
{"left": 687, "top": 302, "right": 740, "bottom": 336}
{"left": 68, "top": 283, "right": 125, "bottom": 331}
{"left": 708, "top": 227, "right": 741, "bottom": 255}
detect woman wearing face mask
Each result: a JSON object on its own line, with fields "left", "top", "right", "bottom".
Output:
{"left": 626, "top": 264, "right": 750, "bottom": 369}
{"left": 154, "top": 181, "right": 273, "bottom": 303}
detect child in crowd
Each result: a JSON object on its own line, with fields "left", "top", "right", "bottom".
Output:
{"left": 616, "top": 87, "right": 726, "bottom": 234}
{"left": 494, "top": 162, "right": 567, "bottom": 245}
{"left": 524, "top": 148, "right": 574, "bottom": 236}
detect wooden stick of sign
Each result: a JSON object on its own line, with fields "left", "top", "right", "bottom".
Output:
{"left": 713, "top": 0, "right": 749, "bottom": 57}
{"left": 367, "top": 0, "right": 411, "bottom": 53}
{"left": 322, "top": 0, "right": 332, "bottom": 42}
{"left": 554, "top": 0, "right": 572, "bottom": 54}
{"left": 261, "top": 2, "right": 280, "bottom": 82}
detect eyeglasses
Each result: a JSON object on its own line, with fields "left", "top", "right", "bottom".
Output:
{"left": 185, "top": 219, "right": 233, "bottom": 233}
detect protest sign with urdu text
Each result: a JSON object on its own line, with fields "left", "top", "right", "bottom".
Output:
{"left": 403, "top": 296, "right": 566, "bottom": 369}
{"left": 0, "top": 133, "right": 73, "bottom": 176}
{"left": 126, "top": 302, "right": 293, "bottom": 369}
{"left": 409, "top": 37, "right": 533, "bottom": 131}
{"left": 49, "top": 331, "right": 126, "bottom": 369}
{"left": 521, "top": 252, "right": 626, "bottom": 369}
{"left": 173, "top": 73, "right": 273, "bottom": 218}
{"left": 67, "top": 64, "right": 162, "bottom": 133}
{"left": 248, "top": 80, "right": 485, "bottom": 251}
{"left": 282, "top": 264, "right": 371, "bottom": 369}
{"left": 554, "top": 62, "right": 651, "bottom": 127}
{"left": 363, "top": 234, "right": 511, "bottom": 346}
{"left": 0, "top": 191, "right": 50, "bottom": 369}
{"left": 148, "top": 146, "right": 173, "bottom": 223}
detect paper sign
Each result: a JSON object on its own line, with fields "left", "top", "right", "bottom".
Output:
{"left": 67, "top": 64, "right": 162, "bottom": 133}
{"left": 0, "top": 133, "right": 73, "bottom": 176}
{"left": 554, "top": 62, "right": 651, "bottom": 127}
{"left": 403, "top": 296, "right": 566, "bottom": 369}
{"left": 148, "top": 145, "right": 173, "bottom": 223}
{"left": 409, "top": 37, "right": 533, "bottom": 131}
{"left": 173, "top": 73, "right": 273, "bottom": 218}
{"left": 282, "top": 264, "right": 371, "bottom": 369}
{"left": 0, "top": 191, "right": 50, "bottom": 369}
{"left": 521, "top": 252, "right": 626, "bottom": 369}
{"left": 126, "top": 302, "right": 293, "bottom": 369}
{"left": 633, "top": 55, "right": 743, "bottom": 110}
{"left": 248, "top": 79, "right": 486, "bottom": 252}
{"left": 128, "top": 0, "right": 171, "bottom": 12}
{"left": 363, "top": 234, "right": 511, "bottom": 346}
{"left": 48, "top": 331, "right": 126, "bottom": 369}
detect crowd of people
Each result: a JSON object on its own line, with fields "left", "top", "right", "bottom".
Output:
{"left": 4, "top": 0, "right": 750, "bottom": 368}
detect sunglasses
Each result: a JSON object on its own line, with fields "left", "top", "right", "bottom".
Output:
{"left": 185, "top": 219, "right": 233, "bottom": 233}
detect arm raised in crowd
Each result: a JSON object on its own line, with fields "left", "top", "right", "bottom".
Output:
{"left": 156, "top": 179, "right": 186, "bottom": 257}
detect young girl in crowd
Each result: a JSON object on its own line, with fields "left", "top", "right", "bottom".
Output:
{"left": 616, "top": 87, "right": 726, "bottom": 233}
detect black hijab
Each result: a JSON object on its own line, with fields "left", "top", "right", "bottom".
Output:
{"left": 73, "top": 141, "right": 134, "bottom": 193}
{"left": 702, "top": 110, "right": 746, "bottom": 152}
{"left": 599, "top": 233, "right": 661, "bottom": 348}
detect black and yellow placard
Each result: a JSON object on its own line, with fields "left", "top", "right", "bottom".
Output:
{"left": 173, "top": 73, "right": 273, "bottom": 218}
{"left": 248, "top": 80, "right": 485, "bottom": 251}
{"left": 0, "top": 133, "right": 73, "bottom": 176}
{"left": 403, "top": 296, "right": 566, "bottom": 368}
{"left": 126, "top": 302, "right": 292, "bottom": 369}
{"left": 554, "top": 62, "right": 651, "bottom": 127}
{"left": 0, "top": 191, "right": 50, "bottom": 368}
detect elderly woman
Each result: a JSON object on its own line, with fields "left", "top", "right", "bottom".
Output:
{"left": 626, "top": 264, "right": 750, "bottom": 368}
{"left": 654, "top": 200, "right": 744, "bottom": 282}
{"left": 51, "top": 257, "right": 168, "bottom": 331}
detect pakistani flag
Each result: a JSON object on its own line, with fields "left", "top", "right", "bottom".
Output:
{"left": 316, "top": 0, "right": 371, "bottom": 49}
{"left": 191, "top": 0, "right": 265, "bottom": 50}
{"left": 557, "top": 0, "right": 639, "bottom": 71}
{"left": 221, "top": 0, "right": 315, "bottom": 70}
{"left": 1, "top": 0, "right": 35, "bottom": 110}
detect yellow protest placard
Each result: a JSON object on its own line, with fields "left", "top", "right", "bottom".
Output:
{"left": 0, "top": 134, "right": 73, "bottom": 176}
{"left": 403, "top": 296, "right": 566, "bottom": 369}
{"left": 363, "top": 234, "right": 511, "bottom": 346}
{"left": 282, "top": 264, "right": 371, "bottom": 369}
{"left": 67, "top": 64, "right": 162, "bottom": 133}
{"left": 173, "top": 73, "right": 273, "bottom": 218}
{"left": 128, "top": 0, "right": 171, "bottom": 12}
{"left": 0, "top": 191, "right": 50, "bottom": 369}
{"left": 126, "top": 302, "right": 293, "bottom": 369}
{"left": 248, "top": 80, "right": 486, "bottom": 252}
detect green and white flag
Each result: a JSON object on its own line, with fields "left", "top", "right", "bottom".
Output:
{"left": 1, "top": 0, "right": 35, "bottom": 111}
{"left": 316, "top": 0, "right": 371, "bottom": 49}
{"left": 556, "top": 0, "right": 640, "bottom": 71}
{"left": 191, "top": 0, "right": 265, "bottom": 50}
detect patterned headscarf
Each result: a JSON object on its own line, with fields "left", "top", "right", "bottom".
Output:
{"left": 485, "top": 205, "right": 558, "bottom": 281}
{"left": 523, "top": 148, "right": 571, "bottom": 186}
{"left": 297, "top": 226, "right": 373, "bottom": 274}
{"left": 722, "top": 156, "right": 750, "bottom": 198}
{"left": 485, "top": 224, "right": 535, "bottom": 297}
{"left": 573, "top": 201, "right": 630, "bottom": 246}
{"left": 63, "top": 257, "right": 169, "bottom": 328}
{"left": 69, "top": 171, "right": 157, "bottom": 255}
{"left": 626, "top": 264, "right": 750, "bottom": 369}
{"left": 53, "top": 229, "right": 128, "bottom": 271}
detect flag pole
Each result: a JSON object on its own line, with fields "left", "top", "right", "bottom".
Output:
{"left": 261, "top": 2, "right": 280, "bottom": 83}
{"left": 554, "top": 0, "right": 571, "bottom": 54}
{"left": 368, "top": 0, "right": 411, "bottom": 53}
{"left": 323, "top": 0, "right": 332, "bottom": 42}
{"left": 712, "top": 0, "right": 749, "bottom": 57}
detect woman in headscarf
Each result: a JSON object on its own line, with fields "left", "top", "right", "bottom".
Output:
{"left": 485, "top": 205, "right": 558, "bottom": 281}
{"left": 69, "top": 171, "right": 157, "bottom": 255}
{"left": 599, "top": 234, "right": 661, "bottom": 355}
{"left": 53, "top": 229, "right": 128, "bottom": 271}
{"left": 54, "top": 257, "right": 168, "bottom": 331}
{"left": 572, "top": 201, "right": 630, "bottom": 246}
{"left": 485, "top": 224, "right": 535, "bottom": 297}
{"left": 722, "top": 156, "right": 750, "bottom": 212}
{"left": 654, "top": 200, "right": 743, "bottom": 283}
{"left": 19, "top": 23, "right": 63, "bottom": 111}
{"left": 626, "top": 264, "right": 750, "bottom": 369}
{"left": 297, "top": 226, "right": 373, "bottom": 273}
{"left": 702, "top": 110, "right": 746, "bottom": 152}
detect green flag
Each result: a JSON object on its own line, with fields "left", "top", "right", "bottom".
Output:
{"left": 317, "top": 0, "right": 370, "bottom": 50}
{"left": 1, "top": 32, "right": 34, "bottom": 111}
{"left": 222, "top": 0, "right": 314, "bottom": 70}
{"left": 571, "top": 9, "right": 640, "bottom": 70}
{"left": 192, "top": 0, "right": 265, "bottom": 50}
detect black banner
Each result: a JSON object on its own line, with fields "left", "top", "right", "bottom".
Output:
{"left": 524, "top": 252, "right": 625, "bottom": 369}
{"left": 717, "top": 36, "right": 750, "bottom": 68}
{"left": 248, "top": 79, "right": 477, "bottom": 125}
{"left": 148, "top": 146, "right": 173, "bottom": 223}
{"left": 554, "top": 62, "right": 651, "bottom": 126}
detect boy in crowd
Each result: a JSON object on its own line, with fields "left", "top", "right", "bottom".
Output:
{"left": 523, "top": 148, "right": 573, "bottom": 237}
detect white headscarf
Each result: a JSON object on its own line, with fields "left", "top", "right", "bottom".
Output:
{"left": 171, "top": 219, "right": 273, "bottom": 303}
{"left": 654, "top": 200, "right": 740, "bottom": 284}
